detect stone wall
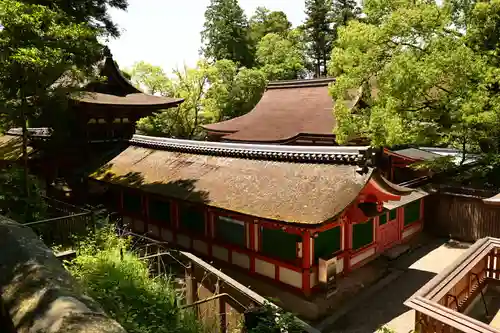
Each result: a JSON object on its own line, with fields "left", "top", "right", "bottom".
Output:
{"left": 0, "top": 216, "right": 126, "bottom": 333}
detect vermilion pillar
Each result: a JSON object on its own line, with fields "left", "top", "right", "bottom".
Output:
{"left": 302, "top": 231, "right": 312, "bottom": 295}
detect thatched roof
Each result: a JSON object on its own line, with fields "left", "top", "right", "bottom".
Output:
{"left": 91, "top": 136, "right": 378, "bottom": 224}
{"left": 0, "top": 135, "right": 35, "bottom": 161}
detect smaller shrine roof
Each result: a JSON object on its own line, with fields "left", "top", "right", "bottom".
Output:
{"left": 388, "top": 147, "right": 478, "bottom": 166}
{"left": 203, "top": 78, "right": 347, "bottom": 143}
{"left": 384, "top": 188, "right": 428, "bottom": 210}
{"left": 91, "top": 135, "right": 409, "bottom": 225}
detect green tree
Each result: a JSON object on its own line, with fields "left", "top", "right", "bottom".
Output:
{"left": 331, "top": 0, "right": 361, "bottom": 41}
{"left": 303, "top": 0, "right": 335, "bottom": 77}
{"left": 129, "top": 61, "right": 173, "bottom": 96}
{"left": 135, "top": 59, "right": 266, "bottom": 136}
{"left": 256, "top": 33, "right": 306, "bottom": 81}
{"left": 0, "top": 166, "right": 47, "bottom": 223}
{"left": 204, "top": 59, "right": 267, "bottom": 121}
{"left": 0, "top": 1, "right": 105, "bottom": 194}
{"left": 249, "top": 7, "right": 292, "bottom": 43}
{"left": 201, "top": 0, "right": 253, "bottom": 67}
{"left": 136, "top": 61, "right": 210, "bottom": 139}
{"left": 24, "top": 0, "right": 127, "bottom": 38}
{"left": 329, "top": 0, "right": 500, "bottom": 155}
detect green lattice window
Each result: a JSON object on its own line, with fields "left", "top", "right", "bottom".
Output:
{"left": 379, "top": 213, "right": 388, "bottom": 226}
{"left": 261, "top": 227, "right": 298, "bottom": 261}
{"left": 216, "top": 216, "right": 245, "bottom": 247}
{"left": 179, "top": 204, "right": 205, "bottom": 235}
{"left": 148, "top": 198, "right": 171, "bottom": 224}
{"left": 404, "top": 200, "right": 421, "bottom": 226}
{"left": 314, "top": 226, "right": 341, "bottom": 261}
{"left": 352, "top": 219, "right": 374, "bottom": 250}
{"left": 123, "top": 192, "right": 142, "bottom": 215}
{"left": 389, "top": 209, "right": 397, "bottom": 221}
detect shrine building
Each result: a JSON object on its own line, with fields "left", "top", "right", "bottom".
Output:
{"left": 0, "top": 54, "right": 428, "bottom": 296}
{"left": 89, "top": 136, "right": 426, "bottom": 295}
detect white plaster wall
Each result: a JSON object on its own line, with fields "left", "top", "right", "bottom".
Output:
{"left": 232, "top": 251, "right": 250, "bottom": 269}
{"left": 310, "top": 269, "right": 317, "bottom": 287}
{"left": 350, "top": 247, "right": 376, "bottom": 267}
{"left": 255, "top": 258, "right": 275, "bottom": 279}
{"left": 402, "top": 224, "right": 420, "bottom": 239}
{"left": 193, "top": 240, "right": 208, "bottom": 255}
{"left": 336, "top": 256, "right": 344, "bottom": 274}
{"left": 212, "top": 245, "right": 229, "bottom": 262}
{"left": 148, "top": 224, "right": 159, "bottom": 238}
{"left": 133, "top": 219, "right": 144, "bottom": 233}
{"left": 177, "top": 234, "right": 191, "bottom": 249}
{"left": 279, "top": 267, "right": 302, "bottom": 289}
{"left": 161, "top": 228, "right": 173, "bottom": 242}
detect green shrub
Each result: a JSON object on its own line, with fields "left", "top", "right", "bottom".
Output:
{"left": 67, "top": 225, "right": 202, "bottom": 333}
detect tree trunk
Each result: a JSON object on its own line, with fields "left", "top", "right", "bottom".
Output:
{"left": 21, "top": 108, "right": 30, "bottom": 197}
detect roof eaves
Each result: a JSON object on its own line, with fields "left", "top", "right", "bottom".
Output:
{"left": 130, "top": 134, "right": 375, "bottom": 165}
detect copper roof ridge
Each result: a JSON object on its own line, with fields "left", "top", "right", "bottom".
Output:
{"left": 130, "top": 134, "right": 374, "bottom": 165}
{"left": 267, "top": 78, "right": 335, "bottom": 90}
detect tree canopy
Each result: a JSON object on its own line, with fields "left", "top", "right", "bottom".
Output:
{"left": 22, "top": 0, "right": 128, "bottom": 38}
{"left": 133, "top": 59, "right": 266, "bottom": 139}
{"left": 130, "top": 61, "right": 173, "bottom": 96}
{"left": 256, "top": 33, "right": 306, "bottom": 81}
{"left": 0, "top": 0, "right": 110, "bottom": 193}
{"left": 330, "top": 0, "right": 500, "bottom": 154}
{"left": 303, "top": 0, "right": 335, "bottom": 77}
{"left": 201, "top": 0, "right": 253, "bottom": 67}
{"left": 249, "top": 7, "right": 292, "bottom": 43}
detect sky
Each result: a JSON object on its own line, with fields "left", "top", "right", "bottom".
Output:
{"left": 107, "top": 0, "right": 306, "bottom": 73}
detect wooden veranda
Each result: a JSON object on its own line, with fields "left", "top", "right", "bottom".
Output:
{"left": 405, "top": 237, "right": 500, "bottom": 333}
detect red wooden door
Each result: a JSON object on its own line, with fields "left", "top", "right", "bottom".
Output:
{"left": 377, "top": 213, "right": 399, "bottom": 252}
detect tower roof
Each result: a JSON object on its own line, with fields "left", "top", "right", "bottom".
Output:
{"left": 72, "top": 57, "right": 183, "bottom": 109}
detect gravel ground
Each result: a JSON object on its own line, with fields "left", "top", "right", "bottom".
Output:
{"left": 324, "top": 239, "right": 470, "bottom": 333}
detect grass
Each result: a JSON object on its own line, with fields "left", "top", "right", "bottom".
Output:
{"left": 65, "top": 225, "right": 204, "bottom": 333}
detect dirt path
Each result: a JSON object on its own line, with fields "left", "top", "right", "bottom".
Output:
{"left": 321, "top": 239, "right": 470, "bottom": 333}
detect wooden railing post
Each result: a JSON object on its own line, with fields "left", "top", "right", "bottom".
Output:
{"left": 218, "top": 295, "right": 227, "bottom": 333}
{"left": 185, "top": 261, "right": 198, "bottom": 306}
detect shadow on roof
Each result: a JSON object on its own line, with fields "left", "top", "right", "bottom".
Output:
{"left": 93, "top": 163, "right": 210, "bottom": 205}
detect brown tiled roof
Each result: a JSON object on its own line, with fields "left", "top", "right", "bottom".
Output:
{"left": 202, "top": 78, "right": 341, "bottom": 143}
{"left": 91, "top": 136, "right": 377, "bottom": 224}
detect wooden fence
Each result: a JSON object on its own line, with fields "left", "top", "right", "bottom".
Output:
{"left": 424, "top": 189, "right": 500, "bottom": 242}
